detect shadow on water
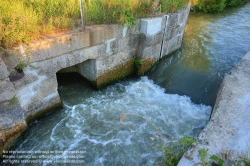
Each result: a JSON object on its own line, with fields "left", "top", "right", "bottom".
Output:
{"left": 148, "top": 3, "right": 250, "bottom": 106}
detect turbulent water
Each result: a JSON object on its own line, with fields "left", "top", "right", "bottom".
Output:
{"left": 6, "top": 75, "right": 211, "bottom": 165}
{"left": 4, "top": 3, "right": 250, "bottom": 166}
{"left": 149, "top": 3, "right": 250, "bottom": 106}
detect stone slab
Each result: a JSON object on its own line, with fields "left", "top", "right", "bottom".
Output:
{"left": 140, "top": 17, "right": 164, "bottom": 36}
{"left": 0, "top": 50, "right": 19, "bottom": 71}
{"left": 0, "top": 101, "right": 26, "bottom": 130}
{"left": 0, "top": 78, "right": 16, "bottom": 102}
{"left": 0, "top": 57, "right": 9, "bottom": 79}
{"left": 77, "top": 59, "right": 97, "bottom": 81}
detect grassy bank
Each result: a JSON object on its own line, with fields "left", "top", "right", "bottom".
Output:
{"left": 191, "top": 0, "right": 250, "bottom": 13}
{"left": 0, "top": 0, "right": 189, "bottom": 48}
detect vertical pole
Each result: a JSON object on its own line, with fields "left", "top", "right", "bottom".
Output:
{"left": 80, "top": 0, "right": 85, "bottom": 29}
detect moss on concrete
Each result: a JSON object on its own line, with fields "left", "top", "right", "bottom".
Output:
{"left": 89, "top": 58, "right": 136, "bottom": 89}
{"left": 137, "top": 58, "right": 158, "bottom": 76}
{"left": 0, "top": 123, "right": 27, "bottom": 161}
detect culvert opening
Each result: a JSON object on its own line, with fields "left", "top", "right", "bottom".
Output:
{"left": 56, "top": 61, "right": 95, "bottom": 90}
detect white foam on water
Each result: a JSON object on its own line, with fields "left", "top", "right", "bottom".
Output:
{"left": 11, "top": 76, "right": 212, "bottom": 165}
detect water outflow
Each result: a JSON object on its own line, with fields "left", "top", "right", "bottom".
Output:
{"left": 7, "top": 75, "right": 211, "bottom": 166}
{"left": 5, "top": 3, "right": 250, "bottom": 166}
{"left": 149, "top": 3, "right": 250, "bottom": 106}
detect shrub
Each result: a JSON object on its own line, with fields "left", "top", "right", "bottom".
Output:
{"left": 191, "top": 0, "right": 250, "bottom": 12}
{"left": 226, "top": 0, "right": 248, "bottom": 7}
{"left": 191, "top": 0, "right": 227, "bottom": 13}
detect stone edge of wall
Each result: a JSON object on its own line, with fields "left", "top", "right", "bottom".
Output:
{"left": 178, "top": 50, "right": 250, "bottom": 166}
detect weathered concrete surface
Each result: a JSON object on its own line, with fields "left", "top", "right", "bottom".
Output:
{"left": 138, "top": 3, "right": 190, "bottom": 74}
{"left": 0, "top": 78, "right": 16, "bottom": 102}
{"left": 0, "top": 101, "right": 27, "bottom": 158}
{"left": 0, "top": 56, "right": 16, "bottom": 102}
{"left": 178, "top": 51, "right": 250, "bottom": 165}
{"left": 162, "top": 5, "right": 190, "bottom": 57}
{"left": 0, "top": 57, "right": 9, "bottom": 79}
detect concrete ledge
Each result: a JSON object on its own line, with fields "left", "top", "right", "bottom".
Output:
{"left": 178, "top": 51, "right": 250, "bottom": 165}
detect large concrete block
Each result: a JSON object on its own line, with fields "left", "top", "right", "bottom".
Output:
{"left": 114, "top": 24, "right": 126, "bottom": 38}
{"left": 74, "top": 44, "right": 106, "bottom": 62}
{"left": 105, "top": 38, "right": 118, "bottom": 56}
{"left": 0, "top": 100, "right": 27, "bottom": 159}
{"left": 15, "top": 73, "right": 60, "bottom": 115}
{"left": 0, "top": 57, "right": 9, "bottom": 79}
{"left": 0, "top": 101, "right": 26, "bottom": 130}
{"left": 139, "top": 32, "right": 164, "bottom": 48}
{"left": 25, "top": 30, "right": 91, "bottom": 63}
{"left": 96, "top": 50, "right": 136, "bottom": 77}
{"left": 127, "top": 35, "right": 140, "bottom": 50}
{"left": 33, "top": 43, "right": 105, "bottom": 76}
{"left": 0, "top": 50, "right": 19, "bottom": 71}
{"left": 166, "top": 13, "right": 179, "bottom": 40}
{"left": 89, "top": 24, "right": 123, "bottom": 46}
{"left": 140, "top": 44, "right": 161, "bottom": 59}
{"left": 105, "top": 35, "right": 140, "bottom": 57}
{"left": 0, "top": 78, "right": 16, "bottom": 102}
{"left": 178, "top": 9, "right": 188, "bottom": 25}
{"left": 167, "top": 35, "right": 182, "bottom": 54}
{"left": 140, "top": 17, "right": 164, "bottom": 36}
{"left": 77, "top": 59, "right": 97, "bottom": 81}
{"left": 104, "top": 36, "right": 139, "bottom": 57}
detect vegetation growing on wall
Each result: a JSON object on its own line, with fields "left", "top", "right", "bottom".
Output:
{"left": 191, "top": 0, "right": 250, "bottom": 13}
{"left": 0, "top": 0, "right": 189, "bottom": 48}
{"left": 198, "top": 148, "right": 250, "bottom": 166}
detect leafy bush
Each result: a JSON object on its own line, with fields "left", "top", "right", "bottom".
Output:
{"left": 226, "top": 0, "right": 248, "bottom": 6}
{"left": 191, "top": 0, "right": 250, "bottom": 13}
{"left": 160, "top": 0, "right": 189, "bottom": 13}
{"left": 191, "top": 0, "right": 226, "bottom": 12}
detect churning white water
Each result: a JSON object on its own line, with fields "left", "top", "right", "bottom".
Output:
{"left": 9, "top": 76, "right": 211, "bottom": 166}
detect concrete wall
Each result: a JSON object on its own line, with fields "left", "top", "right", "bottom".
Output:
{"left": 0, "top": 4, "right": 190, "bottom": 156}
{"left": 178, "top": 50, "right": 250, "bottom": 166}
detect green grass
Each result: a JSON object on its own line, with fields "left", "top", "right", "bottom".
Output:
{"left": 0, "top": 0, "right": 189, "bottom": 48}
{"left": 8, "top": 96, "right": 18, "bottom": 105}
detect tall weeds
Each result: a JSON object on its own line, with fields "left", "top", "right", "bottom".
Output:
{"left": 0, "top": 0, "right": 189, "bottom": 48}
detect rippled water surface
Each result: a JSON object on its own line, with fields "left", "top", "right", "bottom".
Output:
{"left": 149, "top": 3, "right": 250, "bottom": 105}
{"left": 6, "top": 3, "right": 250, "bottom": 166}
{"left": 7, "top": 75, "right": 211, "bottom": 165}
